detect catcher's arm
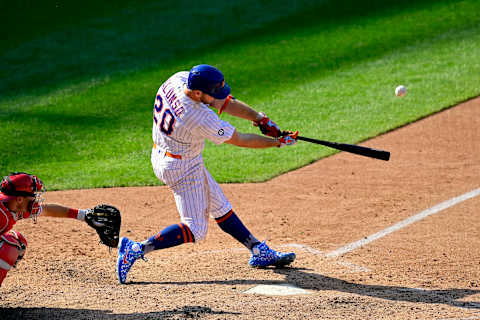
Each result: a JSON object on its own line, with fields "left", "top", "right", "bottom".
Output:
{"left": 42, "top": 203, "right": 121, "bottom": 248}
{"left": 41, "top": 203, "right": 89, "bottom": 219}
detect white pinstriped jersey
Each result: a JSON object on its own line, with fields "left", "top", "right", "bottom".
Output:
{"left": 152, "top": 71, "right": 235, "bottom": 159}
{"left": 150, "top": 71, "right": 235, "bottom": 240}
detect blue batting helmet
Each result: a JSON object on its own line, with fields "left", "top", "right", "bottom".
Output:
{"left": 187, "top": 64, "right": 231, "bottom": 99}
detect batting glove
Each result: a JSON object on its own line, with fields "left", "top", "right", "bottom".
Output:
{"left": 254, "top": 112, "right": 282, "bottom": 138}
{"left": 278, "top": 131, "right": 298, "bottom": 148}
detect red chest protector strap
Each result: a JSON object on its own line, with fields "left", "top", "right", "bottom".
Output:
{"left": 0, "top": 201, "right": 16, "bottom": 235}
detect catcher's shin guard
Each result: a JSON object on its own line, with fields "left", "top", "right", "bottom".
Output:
{"left": 0, "top": 268, "right": 7, "bottom": 286}
{"left": 0, "top": 231, "right": 28, "bottom": 286}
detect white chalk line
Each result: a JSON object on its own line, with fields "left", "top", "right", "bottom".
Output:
{"left": 326, "top": 188, "right": 480, "bottom": 258}
{"left": 279, "top": 243, "right": 370, "bottom": 272}
{"left": 437, "top": 315, "right": 480, "bottom": 320}
{"left": 182, "top": 186, "right": 480, "bottom": 270}
{"left": 190, "top": 243, "right": 369, "bottom": 272}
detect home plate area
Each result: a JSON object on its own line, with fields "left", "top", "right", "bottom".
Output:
{"left": 244, "top": 283, "right": 312, "bottom": 296}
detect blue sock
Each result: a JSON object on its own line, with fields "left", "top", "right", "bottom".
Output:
{"left": 141, "top": 223, "right": 194, "bottom": 253}
{"left": 215, "top": 210, "right": 259, "bottom": 250}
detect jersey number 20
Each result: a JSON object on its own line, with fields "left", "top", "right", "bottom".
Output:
{"left": 154, "top": 94, "right": 175, "bottom": 135}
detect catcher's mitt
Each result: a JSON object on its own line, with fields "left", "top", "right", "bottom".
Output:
{"left": 85, "top": 204, "right": 121, "bottom": 248}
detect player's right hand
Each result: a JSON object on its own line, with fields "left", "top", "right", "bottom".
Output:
{"left": 254, "top": 112, "right": 282, "bottom": 138}
{"left": 278, "top": 131, "right": 299, "bottom": 148}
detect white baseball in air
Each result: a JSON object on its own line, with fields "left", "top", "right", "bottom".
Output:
{"left": 395, "top": 85, "right": 406, "bottom": 97}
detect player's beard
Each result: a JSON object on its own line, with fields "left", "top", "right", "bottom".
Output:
{"left": 200, "top": 94, "right": 214, "bottom": 105}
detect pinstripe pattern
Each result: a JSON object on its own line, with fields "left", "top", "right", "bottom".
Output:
{"left": 153, "top": 72, "right": 235, "bottom": 159}
{"left": 151, "top": 72, "right": 235, "bottom": 241}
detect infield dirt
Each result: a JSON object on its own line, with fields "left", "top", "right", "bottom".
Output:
{"left": 1, "top": 97, "right": 479, "bottom": 319}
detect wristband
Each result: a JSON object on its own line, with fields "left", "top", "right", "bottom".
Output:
{"left": 77, "top": 209, "right": 88, "bottom": 221}
{"left": 67, "top": 208, "right": 87, "bottom": 221}
{"left": 67, "top": 208, "right": 78, "bottom": 219}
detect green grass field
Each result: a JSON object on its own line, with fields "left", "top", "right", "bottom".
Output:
{"left": 1, "top": 0, "right": 479, "bottom": 190}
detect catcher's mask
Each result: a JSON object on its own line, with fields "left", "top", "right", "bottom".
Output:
{"left": 0, "top": 172, "right": 45, "bottom": 222}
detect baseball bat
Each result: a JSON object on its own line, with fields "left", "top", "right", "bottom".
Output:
{"left": 289, "top": 134, "right": 390, "bottom": 161}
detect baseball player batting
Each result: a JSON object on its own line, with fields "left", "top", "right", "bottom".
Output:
{"left": 116, "top": 64, "right": 298, "bottom": 284}
{"left": 0, "top": 172, "right": 120, "bottom": 286}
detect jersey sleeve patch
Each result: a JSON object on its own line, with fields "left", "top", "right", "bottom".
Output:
{"left": 197, "top": 112, "right": 235, "bottom": 145}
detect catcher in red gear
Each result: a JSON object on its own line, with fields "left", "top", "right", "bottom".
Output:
{"left": 0, "top": 172, "right": 120, "bottom": 287}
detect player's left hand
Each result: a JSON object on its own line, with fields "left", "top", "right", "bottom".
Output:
{"left": 278, "top": 131, "right": 299, "bottom": 148}
{"left": 254, "top": 112, "right": 282, "bottom": 138}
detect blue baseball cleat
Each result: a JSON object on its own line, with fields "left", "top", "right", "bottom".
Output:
{"left": 249, "top": 241, "right": 296, "bottom": 268}
{"left": 116, "top": 237, "right": 146, "bottom": 284}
